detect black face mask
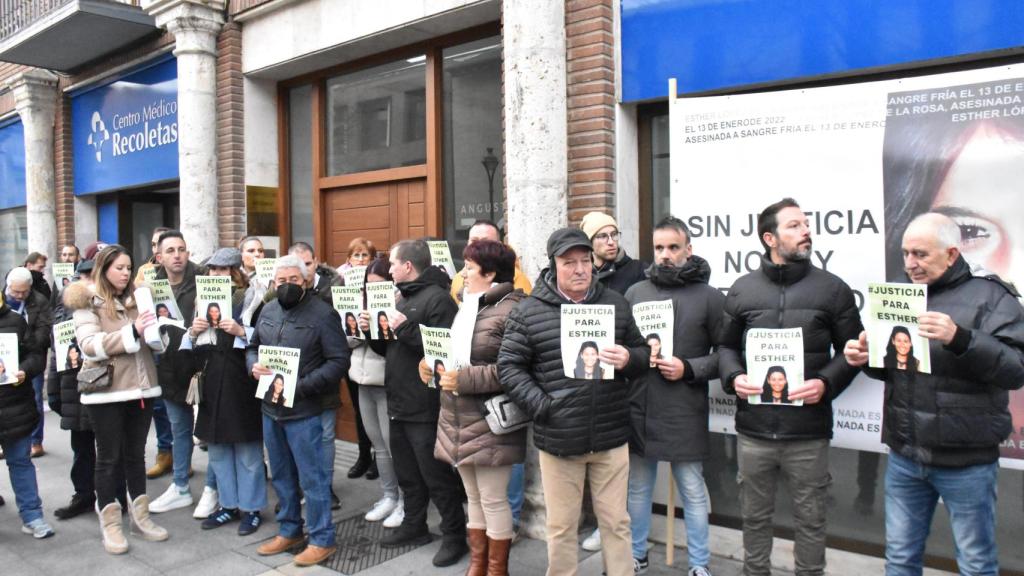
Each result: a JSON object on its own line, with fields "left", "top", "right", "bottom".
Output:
{"left": 277, "top": 283, "right": 305, "bottom": 309}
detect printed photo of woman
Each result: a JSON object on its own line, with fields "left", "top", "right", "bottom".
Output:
{"left": 647, "top": 333, "right": 663, "bottom": 368}
{"left": 65, "top": 343, "right": 82, "bottom": 371}
{"left": 376, "top": 310, "right": 395, "bottom": 340}
{"left": 206, "top": 302, "right": 222, "bottom": 326}
{"left": 344, "top": 312, "right": 360, "bottom": 337}
{"left": 155, "top": 303, "right": 174, "bottom": 320}
{"left": 573, "top": 341, "right": 600, "bottom": 380}
{"left": 883, "top": 325, "right": 920, "bottom": 372}
{"left": 433, "top": 359, "right": 446, "bottom": 388}
{"left": 760, "top": 365, "right": 790, "bottom": 405}
{"left": 263, "top": 374, "right": 287, "bottom": 407}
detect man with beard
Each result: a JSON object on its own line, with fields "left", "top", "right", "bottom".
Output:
{"left": 718, "top": 198, "right": 862, "bottom": 576}
{"left": 624, "top": 216, "right": 723, "bottom": 576}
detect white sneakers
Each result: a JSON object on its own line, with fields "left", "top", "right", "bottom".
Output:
{"left": 581, "top": 528, "right": 602, "bottom": 551}
{"left": 149, "top": 483, "right": 193, "bottom": 514}
{"left": 365, "top": 497, "right": 399, "bottom": 522}
{"left": 193, "top": 486, "right": 219, "bottom": 519}
{"left": 382, "top": 499, "right": 405, "bottom": 528}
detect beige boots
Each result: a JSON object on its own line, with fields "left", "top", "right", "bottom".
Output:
{"left": 98, "top": 496, "right": 169, "bottom": 554}
{"left": 98, "top": 502, "right": 128, "bottom": 554}
{"left": 129, "top": 495, "right": 169, "bottom": 541}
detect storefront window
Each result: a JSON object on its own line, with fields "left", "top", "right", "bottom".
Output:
{"left": 441, "top": 36, "right": 502, "bottom": 263}
{"left": 0, "top": 208, "right": 28, "bottom": 275}
{"left": 650, "top": 113, "right": 671, "bottom": 226}
{"left": 326, "top": 57, "right": 427, "bottom": 176}
{"left": 289, "top": 84, "right": 314, "bottom": 246}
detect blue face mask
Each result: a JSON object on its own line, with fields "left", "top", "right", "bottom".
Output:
{"left": 4, "top": 294, "right": 23, "bottom": 312}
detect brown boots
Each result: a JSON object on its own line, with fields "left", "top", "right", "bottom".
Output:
{"left": 466, "top": 528, "right": 488, "bottom": 576}
{"left": 146, "top": 451, "right": 172, "bottom": 479}
{"left": 465, "top": 528, "right": 511, "bottom": 576}
{"left": 98, "top": 502, "right": 128, "bottom": 555}
{"left": 487, "top": 536, "right": 511, "bottom": 576}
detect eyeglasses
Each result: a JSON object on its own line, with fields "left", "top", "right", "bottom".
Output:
{"left": 593, "top": 231, "right": 621, "bottom": 243}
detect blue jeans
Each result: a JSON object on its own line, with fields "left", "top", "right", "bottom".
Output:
{"left": 627, "top": 454, "right": 709, "bottom": 567}
{"left": 508, "top": 462, "right": 525, "bottom": 528}
{"left": 885, "top": 452, "right": 999, "bottom": 576}
{"left": 152, "top": 398, "right": 173, "bottom": 453}
{"left": 263, "top": 413, "right": 334, "bottom": 547}
{"left": 320, "top": 409, "right": 337, "bottom": 492}
{"left": 163, "top": 400, "right": 195, "bottom": 488}
{"left": 208, "top": 441, "right": 266, "bottom": 512}
{"left": 31, "top": 374, "right": 44, "bottom": 445}
{"left": 3, "top": 434, "right": 43, "bottom": 524}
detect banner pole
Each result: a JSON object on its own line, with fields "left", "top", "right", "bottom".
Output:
{"left": 666, "top": 470, "right": 676, "bottom": 566}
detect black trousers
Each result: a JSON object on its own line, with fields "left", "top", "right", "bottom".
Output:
{"left": 69, "top": 430, "right": 96, "bottom": 496}
{"left": 347, "top": 379, "right": 371, "bottom": 458}
{"left": 389, "top": 419, "right": 466, "bottom": 537}
{"left": 86, "top": 400, "right": 153, "bottom": 507}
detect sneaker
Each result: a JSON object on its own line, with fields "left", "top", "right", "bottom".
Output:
{"left": 581, "top": 528, "right": 601, "bottom": 551}
{"left": 382, "top": 500, "right": 404, "bottom": 528}
{"left": 21, "top": 518, "right": 55, "bottom": 539}
{"left": 634, "top": 556, "right": 649, "bottom": 574}
{"left": 365, "top": 497, "right": 398, "bottom": 522}
{"left": 193, "top": 486, "right": 219, "bottom": 519}
{"left": 381, "top": 523, "right": 431, "bottom": 548}
{"left": 201, "top": 507, "right": 239, "bottom": 530}
{"left": 238, "top": 511, "right": 262, "bottom": 536}
{"left": 149, "top": 482, "right": 193, "bottom": 514}
{"left": 688, "top": 567, "right": 712, "bottom": 576}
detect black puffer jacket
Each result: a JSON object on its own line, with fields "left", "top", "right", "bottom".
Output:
{"left": 0, "top": 301, "right": 45, "bottom": 442}
{"left": 24, "top": 289, "right": 53, "bottom": 356}
{"left": 595, "top": 250, "right": 648, "bottom": 296}
{"left": 246, "top": 291, "right": 350, "bottom": 421}
{"left": 862, "top": 257, "right": 1024, "bottom": 467}
{"left": 497, "top": 270, "right": 649, "bottom": 457}
{"left": 153, "top": 261, "right": 199, "bottom": 403}
{"left": 369, "top": 267, "right": 458, "bottom": 423}
{"left": 625, "top": 257, "right": 724, "bottom": 462}
{"left": 718, "top": 256, "right": 862, "bottom": 441}
{"left": 46, "top": 291, "right": 89, "bottom": 431}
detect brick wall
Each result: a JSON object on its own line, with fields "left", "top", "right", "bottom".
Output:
{"left": 565, "top": 0, "right": 615, "bottom": 226}
{"left": 216, "top": 21, "right": 246, "bottom": 247}
{"left": 0, "top": 62, "right": 31, "bottom": 115}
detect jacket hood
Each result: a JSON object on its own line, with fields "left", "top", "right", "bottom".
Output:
{"left": 397, "top": 265, "right": 452, "bottom": 297}
{"left": 63, "top": 281, "right": 96, "bottom": 311}
{"left": 531, "top": 268, "right": 603, "bottom": 305}
{"left": 929, "top": 255, "right": 974, "bottom": 295}
{"left": 758, "top": 255, "right": 811, "bottom": 286}
{"left": 647, "top": 255, "right": 712, "bottom": 288}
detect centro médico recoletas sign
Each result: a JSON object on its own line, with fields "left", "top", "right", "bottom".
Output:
{"left": 72, "top": 57, "right": 179, "bottom": 195}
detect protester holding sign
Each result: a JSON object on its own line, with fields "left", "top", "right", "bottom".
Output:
{"left": 148, "top": 230, "right": 202, "bottom": 516}
{"left": 718, "top": 199, "right": 862, "bottom": 576}
{"left": 362, "top": 240, "right": 467, "bottom": 567}
{"left": 844, "top": 213, "right": 1024, "bottom": 575}
{"left": 247, "top": 254, "right": 349, "bottom": 567}
{"left": 184, "top": 248, "right": 265, "bottom": 536}
{"left": 449, "top": 220, "right": 532, "bottom": 303}
{"left": 419, "top": 240, "right": 526, "bottom": 576}
{"left": 6, "top": 267, "right": 53, "bottom": 459}
{"left": 623, "top": 216, "right": 724, "bottom": 576}
{"left": 498, "top": 228, "right": 648, "bottom": 576}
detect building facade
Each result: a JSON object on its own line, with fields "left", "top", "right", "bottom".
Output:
{"left": 1, "top": 0, "right": 1023, "bottom": 572}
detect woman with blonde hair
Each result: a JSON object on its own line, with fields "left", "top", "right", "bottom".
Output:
{"left": 339, "top": 237, "right": 378, "bottom": 479}
{"left": 66, "top": 244, "right": 169, "bottom": 554}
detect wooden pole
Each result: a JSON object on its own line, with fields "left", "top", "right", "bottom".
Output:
{"left": 666, "top": 470, "right": 676, "bottom": 566}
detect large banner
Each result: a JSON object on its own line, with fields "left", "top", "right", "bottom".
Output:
{"left": 670, "top": 64, "right": 1024, "bottom": 468}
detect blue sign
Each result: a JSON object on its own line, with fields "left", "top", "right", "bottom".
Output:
{"left": 72, "top": 56, "right": 178, "bottom": 195}
{"left": 622, "top": 0, "right": 1024, "bottom": 102}
{"left": 0, "top": 119, "right": 26, "bottom": 210}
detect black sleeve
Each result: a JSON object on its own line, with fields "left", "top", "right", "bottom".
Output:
{"left": 949, "top": 290, "right": 1024, "bottom": 391}
{"left": 497, "top": 304, "right": 553, "bottom": 423}
{"left": 683, "top": 288, "right": 725, "bottom": 383}
{"left": 717, "top": 285, "right": 746, "bottom": 394}
{"left": 817, "top": 281, "right": 864, "bottom": 400}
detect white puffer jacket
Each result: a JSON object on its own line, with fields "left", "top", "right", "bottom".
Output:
{"left": 348, "top": 337, "right": 385, "bottom": 386}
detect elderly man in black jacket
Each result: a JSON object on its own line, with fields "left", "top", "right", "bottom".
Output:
{"left": 362, "top": 239, "right": 467, "bottom": 567}
{"left": 718, "top": 198, "right": 862, "bottom": 576}
{"left": 498, "top": 228, "right": 648, "bottom": 576}
{"left": 0, "top": 280, "right": 53, "bottom": 537}
{"left": 845, "top": 213, "right": 1024, "bottom": 576}
{"left": 248, "top": 254, "right": 349, "bottom": 567}
{"left": 624, "top": 216, "right": 724, "bottom": 576}
{"left": 4, "top": 266, "right": 52, "bottom": 459}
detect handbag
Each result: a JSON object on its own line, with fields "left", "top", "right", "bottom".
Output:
{"left": 186, "top": 360, "right": 208, "bottom": 406}
{"left": 77, "top": 365, "right": 113, "bottom": 394}
{"left": 481, "top": 393, "right": 530, "bottom": 435}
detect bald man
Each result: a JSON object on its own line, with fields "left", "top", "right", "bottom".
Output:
{"left": 845, "top": 212, "right": 1024, "bottom": 576}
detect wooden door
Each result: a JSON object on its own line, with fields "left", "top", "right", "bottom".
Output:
{"left": 325, "top": 177, "right": 427, "bottom": 442}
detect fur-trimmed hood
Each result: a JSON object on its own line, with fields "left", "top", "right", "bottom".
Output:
{"left": 62, "top": 281, "right": 96, "bottom": 311}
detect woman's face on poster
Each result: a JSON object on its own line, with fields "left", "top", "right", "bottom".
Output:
{"left": 581, "top": 346, "right": 599, "bottom": 369}
{"left": 768, "top": 371, "right": 787, "bottom": 393}
{"left": 346, "top": 315, "right": 358, "bottom": 331}
{"left": 378, "top": 314, "right": 390, "bottom": 330}
{"left": 893, "top": 331, "right": 912, "bottom": 357}
{"left": 648, "top": 337, "right": 661, "bottom": 357}
{"left": 933, "top": 123, "right": 1024, "bottom": 287}
{"left": 69, "top": 346, "right": 80, "bottom": 361}
{"left": 156, "top": 305, "right": 169, "bottom": 318}
{"left": 208, "top": 305, "right": 221, "bottom": 323}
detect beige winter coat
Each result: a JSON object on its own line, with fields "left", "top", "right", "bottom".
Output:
{"left": 64, "top": 282, "right": 164, "bottom": 405}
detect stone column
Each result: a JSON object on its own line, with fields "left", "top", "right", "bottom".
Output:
{"left": 8, "top": 69, "right": 59, "bottom": 264}
{"left": 502, "top": 0, "right": 568, "bottom": 539}
{"left": 143, "top": 0, "right": 226, "bottom": 261}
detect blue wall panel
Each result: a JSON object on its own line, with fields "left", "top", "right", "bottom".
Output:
{"left": 0, "top": 120, "right": 25, "bottom": 210}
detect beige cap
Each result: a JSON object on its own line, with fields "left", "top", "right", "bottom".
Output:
{"left": 579, "top": 211, "right": 618, "bottom": 240}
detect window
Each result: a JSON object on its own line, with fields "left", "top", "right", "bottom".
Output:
{"left": 0, "top": 208, "right": 28, "bottom": 275}
{"left": 289, "top": 84, "right": 313, "bottom": 246}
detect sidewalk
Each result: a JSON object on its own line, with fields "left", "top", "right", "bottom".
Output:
{"left": 0, "top": 412, "right": 950, "bottom": 575}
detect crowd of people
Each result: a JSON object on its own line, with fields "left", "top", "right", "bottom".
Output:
{"left": 0, "top": 199, "right": 1018, "bottom": 576}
